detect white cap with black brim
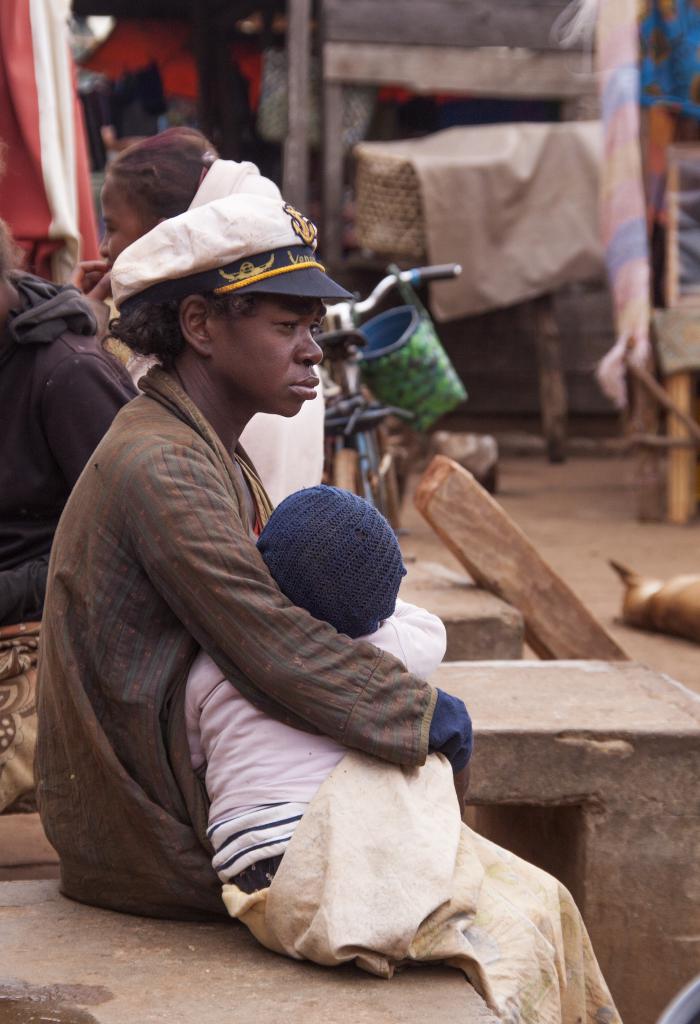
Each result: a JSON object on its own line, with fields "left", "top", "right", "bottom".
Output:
{"left": 111, "top": 193, "right": 353, "bottom": 312}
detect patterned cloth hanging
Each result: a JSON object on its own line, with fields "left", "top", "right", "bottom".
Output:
{"left": 595, "top": 0, "right": 652, "bottom": 407}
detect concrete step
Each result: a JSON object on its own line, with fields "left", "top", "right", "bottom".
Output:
{"left": 400, "top": 561, "right": 524, "bottom": 660}
{"left": 0, "top": 812, "right": 59, "bottom": 881}
{"left": 436, "top": 658, "right": 700, "bottom": 1024}
{"left": 0, "top": 880, "right": 496, "bottom": 1024}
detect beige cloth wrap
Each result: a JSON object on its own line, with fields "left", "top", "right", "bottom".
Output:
{"left": 356, "top": 122, "right": 604, "bottom": 323}
{"left": 223, "top": 752, "right": 620, "bottom": 1024}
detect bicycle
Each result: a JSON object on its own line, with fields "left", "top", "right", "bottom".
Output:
{"left": 318, "top": 263, "right": 462, "bottom": 527}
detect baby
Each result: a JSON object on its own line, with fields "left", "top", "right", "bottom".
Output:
{"left": 185, "top": 485, "right": 471, "bottom": 894}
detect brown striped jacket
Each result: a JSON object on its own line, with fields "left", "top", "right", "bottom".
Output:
{"left": 36, "top": 368, "right": 436, "bottom": 920}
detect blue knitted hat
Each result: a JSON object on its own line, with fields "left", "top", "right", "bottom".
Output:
{"left": 257, "top": 485, "right": 406, "bottom": 638}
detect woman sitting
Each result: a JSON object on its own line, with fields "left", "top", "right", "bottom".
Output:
{"left": 37, "top": 194, "right": 618, "bottom": 1024}
{"left": 0, "top": 218, "right": 135, "bottom": 812}
{"left": 36, "top": 193, "right": 453, "bottom": 919}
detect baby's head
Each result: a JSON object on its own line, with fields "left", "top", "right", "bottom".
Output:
{"left": 257, "top": 486, "right": 406, "bottom": 638}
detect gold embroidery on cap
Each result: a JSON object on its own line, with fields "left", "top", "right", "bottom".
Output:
{"left": 283, "top": 203, "right": 318, "bottom": 250}
{"left": 288, "top": 250, "right": 323, "bottom": 266}
{"left": 213, "top": 260, "right": 326, "bottom": 295}
{"left": 218, "top": 253, "right": 275, "bottom": 283}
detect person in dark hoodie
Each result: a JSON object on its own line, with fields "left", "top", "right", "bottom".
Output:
{"left": 0, "top": 218, "right": 136, "bottom": 627}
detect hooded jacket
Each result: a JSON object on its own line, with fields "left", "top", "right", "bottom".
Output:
{"left": 0, "top": 272, "right": 136, "bottom": 624}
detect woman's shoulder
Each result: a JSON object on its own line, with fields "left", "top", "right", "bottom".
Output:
{"left": 101, "top": 394, "right": 224, "bottom": 489}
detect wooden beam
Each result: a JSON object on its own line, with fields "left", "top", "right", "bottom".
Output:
{"left": 532, "top": 294, "right": 567, "bottom": 463}
{"left": 629, "top": 373, "right": 664, "bottom": 522}
{"left": 414, "top": 456, "right": 629, "bottom": 661}
{"left": 73, "top": 0, "right": 189, "bottom": 14}
{"left": 283, "top": 0, "right": 312, "bottom": 210}
{"left": 192, "top": 1, "right": 216, "bottom": 146}
{"left": 324, "top": 42, "right": 595, "bottom": 98}
{"left": 665, "top": 373, "right": 697, "bottom": 525}
{"left": 321, "top": 80, "right": 344, "bottom": 266}
{"left": 322, "top": 0, "right": 577, "bottom": 52}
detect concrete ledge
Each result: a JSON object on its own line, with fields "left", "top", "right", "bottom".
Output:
{"left": 401, "top": 561, "right": 524, "bottom": 660}
{"left": 0, "top": 812, "right": 59, "bottom": 881}
{"left": 435, "top": 659, "right": 700, "bottom": 1024}
{"left": 0, "top": 881, "right": 497, "bottom": 1024}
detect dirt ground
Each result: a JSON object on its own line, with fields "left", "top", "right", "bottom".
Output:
{"left": 400, "top": 453, "right": 700, "bottom": 694}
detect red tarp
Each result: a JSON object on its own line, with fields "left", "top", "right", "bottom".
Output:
{"left": 0, "top": 0, "right": 99, "bottom": 280}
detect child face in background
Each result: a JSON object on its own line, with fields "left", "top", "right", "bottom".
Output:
{"left": 99, "top": 176, "right": 160, "bottom": 268}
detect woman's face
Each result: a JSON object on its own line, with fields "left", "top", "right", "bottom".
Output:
{"left": 199, "top": 296, "right": 324, "bottom": 421}
{"left": 99, "top": 177, "right": 159, "bottom": 267}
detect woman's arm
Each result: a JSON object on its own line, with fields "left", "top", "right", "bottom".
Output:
{"left": 122, "top": 439, "right": 436, "bottom": 768}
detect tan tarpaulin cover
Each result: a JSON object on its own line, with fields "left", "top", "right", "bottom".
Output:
{"left": 356, "top": 122, "right": 604, "bottom": 322}
{"left": 223, "top": 752, "right": 620, "bottom": 1024}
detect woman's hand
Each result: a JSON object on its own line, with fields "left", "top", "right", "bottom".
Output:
{"left": 70, "top": 260, "right": 111, "bottom": 301}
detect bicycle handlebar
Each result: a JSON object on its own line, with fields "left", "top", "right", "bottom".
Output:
{"left": 316, "top": 327, "right": 367, "bottom": 353}
{"left": 325, "top": 403, "right": 414, "bottom": 437}
{"left": 408, "top": 263, "right": 462, "bottom": 283}
{"left": 352, "top": 262, "right": 461, "bottom": 317}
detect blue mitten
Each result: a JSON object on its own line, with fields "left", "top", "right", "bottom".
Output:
{"left": 428, "top": 688, "right": 473, "bottom": 772}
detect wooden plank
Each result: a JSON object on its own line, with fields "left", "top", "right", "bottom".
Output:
{"left": 322, "top": 0, "right": 576, "bottom": 52}
{"left": 532, "top": 294, "right": 567, "bottom": 463}
{"left": 666, "top": 157, "right": 681, "bottom": 308}
{"left": 324, "top": 42, "right": 595, "bottom": 98}
{"left": 666, "top": 372, "right": 696, "bottom": 525}
{"left": 321, "top": 80, "right": 345, "bottom": 266}
{"left": 283, "top": 0, "right": 312, "bottom": 210}
{"left": 414, "top": 456, "right": 629, "bottom": 660}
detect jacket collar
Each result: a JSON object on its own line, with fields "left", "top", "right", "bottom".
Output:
{"left": 138, "top": 366, "right": 272, "bottom": 524}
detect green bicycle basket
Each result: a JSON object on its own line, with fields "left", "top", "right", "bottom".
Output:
{"left": 358, "top": 270, "right": 467, "bottom": 432}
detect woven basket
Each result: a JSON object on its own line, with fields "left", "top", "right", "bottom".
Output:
{"left": 354, "top": 146, "right": 427, "bottom": 260}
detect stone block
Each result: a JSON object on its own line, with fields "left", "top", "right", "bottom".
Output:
{"left": 401, "top": 561, "right": 524, "bottom": 660}
{"left": 435, "top": 659, "right": 700, "bottom": 1024}
{"left": 0, "top": 880, "right": 498, "bottom": 1024}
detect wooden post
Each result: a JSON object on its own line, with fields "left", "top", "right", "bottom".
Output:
{"left": 192, "top": 0, "right": 216, "bottom": 145}
{"left": 630, "top": 374, "right": 664, "bottom": 522}
{"left": 321, "top": 76, "right": 345, "bottom": 266}
{"left": 666, "top": 156, "right": 680, "bottom": 308}
{"left": 415, "top": 455, "right": 629, "bottom": 660}
{"left": 532, "top": 294, "right": 567, "bottom": 463}
{"left": 283, "top": 0, "right": 312, "bottom": 210}
{"left": 666, "top": 372, "right": 696, "bottom": 524}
